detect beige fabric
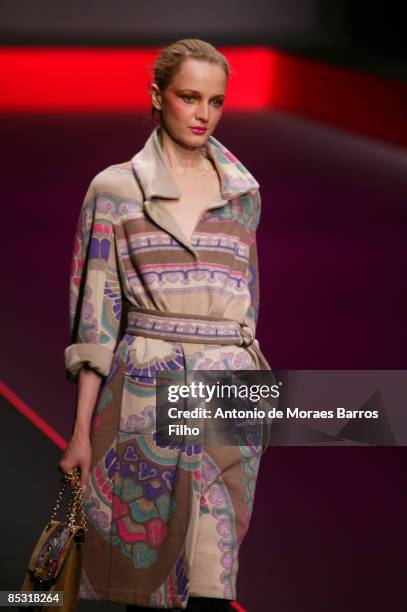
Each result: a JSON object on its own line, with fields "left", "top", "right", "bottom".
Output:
{"left": 64, "top": 343, "right": 115, "bottom": 382}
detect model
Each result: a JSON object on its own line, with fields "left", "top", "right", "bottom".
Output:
{"left": 59, "top": 38, "right": 272, "bottom": 612}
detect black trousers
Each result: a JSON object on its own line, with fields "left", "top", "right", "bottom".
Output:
{"left": 125, "top": 596, "right": 233, "bottom": 611}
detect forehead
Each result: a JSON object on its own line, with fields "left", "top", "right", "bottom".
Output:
{"left": 170, "top": 58, "right": 227, "bottom": 93}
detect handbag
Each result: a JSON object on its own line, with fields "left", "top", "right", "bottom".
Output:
{"left": 21, "top": 467, "right": 87, "bottom": 612}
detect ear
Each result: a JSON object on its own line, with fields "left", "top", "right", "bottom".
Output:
{"left": 151, "top": 83, "right": 163, "bottom": 111}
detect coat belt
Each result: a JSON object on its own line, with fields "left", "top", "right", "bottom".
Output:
{"left": 124, "top": 305, "right": 271, "bottom": 370}
{"left": 125, "top": 305, "right": 254, "bottom": 345}
{"left": 124, "top": 305, "right": 273, "bottom": 454}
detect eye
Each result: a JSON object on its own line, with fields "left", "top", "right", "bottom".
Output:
{"left": 182, "top": 94, "right": 195, "bottom": 103}
{"left": 212, "top": 98, "right": 224, "bottom": 108}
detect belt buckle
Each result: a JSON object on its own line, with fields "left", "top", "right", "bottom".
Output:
{"left": 240, "top": 324, "right": 254, "bottom": 347}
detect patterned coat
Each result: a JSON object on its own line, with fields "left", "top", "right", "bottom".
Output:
{"left": 64, "top": 125, "right": 271, "bottom": 608}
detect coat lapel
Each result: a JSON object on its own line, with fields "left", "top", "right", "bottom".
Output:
{"left": 130, "top": 125, "right": 259, "bottom": 253}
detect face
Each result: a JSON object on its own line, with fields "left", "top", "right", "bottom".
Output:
{"left": 151, "top": 58, "right": 227, "bottom": 150}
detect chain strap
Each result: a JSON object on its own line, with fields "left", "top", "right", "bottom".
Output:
{"left": 49, "top": 467, "right": 87, "bottom": 532}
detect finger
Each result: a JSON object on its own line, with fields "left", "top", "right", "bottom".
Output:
{"left": 59, "top": 464, "right": 78, "bottom": 486}
{"left": 80, "top": 468, "right": 89, "bottom": 492}
{"left": 58, "top": 463, "right": 71, "bottom": 476}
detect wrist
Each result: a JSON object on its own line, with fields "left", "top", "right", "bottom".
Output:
{"left": 72, "top": 425, "right": 91, "bottom": 439}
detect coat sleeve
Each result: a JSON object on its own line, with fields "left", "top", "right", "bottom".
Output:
{"left": 64, "top": 179, "right": 123, "bottom": 383}
{"left": 244, "top": 189, "right": 262, "bottom": 335}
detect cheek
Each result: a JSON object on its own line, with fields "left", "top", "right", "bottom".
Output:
{"left": 166, "top": 98, "right": 190, "bottom": 121}
{"left": 211, "top": 107, "right": 223, "bottom": 124}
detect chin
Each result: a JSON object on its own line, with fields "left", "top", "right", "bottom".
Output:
{"left": 182, "top": 132, "right": 209, "bottom": 148}
{"left": 189, "top": 130, "right": 211, "bottom": 142}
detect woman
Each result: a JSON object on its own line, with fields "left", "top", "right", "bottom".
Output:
{"left": 60, "top": 39, "right": 272, "bottom": 611}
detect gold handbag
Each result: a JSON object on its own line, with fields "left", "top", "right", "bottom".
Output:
{"left": 21, "top": 467, "right": 87, "bottom": 612}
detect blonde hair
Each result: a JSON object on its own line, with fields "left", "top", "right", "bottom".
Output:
{"left": 151, "top": 38, "right": 230, "bottom": 118}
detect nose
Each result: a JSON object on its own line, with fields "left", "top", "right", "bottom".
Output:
{"left": 196, "top": 100, "right": 209, "bottom": 122}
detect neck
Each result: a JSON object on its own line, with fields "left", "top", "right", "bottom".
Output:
{"left": 158, "top": 124, "right": 206, "bottom": 175}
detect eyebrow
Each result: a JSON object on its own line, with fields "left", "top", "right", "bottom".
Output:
{"left": 178, "top": 89, "right": 225, "bottom": 98}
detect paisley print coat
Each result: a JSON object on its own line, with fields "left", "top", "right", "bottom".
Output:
{"left": 64, "top": 125, "right": 271, "bottom": 608}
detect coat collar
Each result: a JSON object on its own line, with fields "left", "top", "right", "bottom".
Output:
{"left": 130, "top": 124, "right": 259, "bottom": 202}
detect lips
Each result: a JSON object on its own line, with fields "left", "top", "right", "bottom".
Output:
{"left": 191, "top": 127, "right": 207, "bottom": 134}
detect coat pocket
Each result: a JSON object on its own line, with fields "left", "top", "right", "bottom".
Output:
{"left": 119, "top": 336, "right": 185, "bottom": 435}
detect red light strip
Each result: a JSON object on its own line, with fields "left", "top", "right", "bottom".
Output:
{"left": 1, "top": 46, "right": 406, "bottom": 146}
{"left": 271, "top": 53, "right": 407, "bottom": 148}
{"left": 0, "top": 379, "right": 67, "bottom": 450}
{"left": 230, "top": 600, "right": 248, "bottom": 611}
{"left": 0, "top": 46, "right": 274, "bottom": 112}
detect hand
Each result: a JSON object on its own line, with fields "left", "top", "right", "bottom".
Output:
{"left": 59, "top": 431, "right": 92, "bottom": 492}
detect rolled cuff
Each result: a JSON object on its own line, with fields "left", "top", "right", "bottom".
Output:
{"left": 64, "top": 343, "right": 115, "bottom": 383}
